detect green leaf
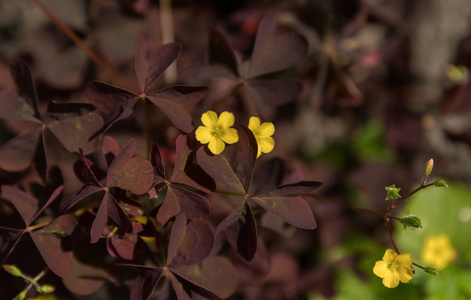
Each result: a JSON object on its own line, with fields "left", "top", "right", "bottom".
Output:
{"left": 433, "top": 179, "right": 448, "bottom": 188}
{"left": 385, "top": 184, "right": 401, "bottom": 200}
{"left": 399, "top": 215, "right": 422, "bottom": 231}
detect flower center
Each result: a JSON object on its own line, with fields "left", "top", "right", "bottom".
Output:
{"left": 388, "top": 261, "right": 398, "bottom": 271}
{"left": 212, "top": 127, "right": 223, "bottom": 137}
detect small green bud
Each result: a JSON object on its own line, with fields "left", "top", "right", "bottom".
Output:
{"left": 13, "top": 291, "right": 27, "bottom": 300}
{"left": 38, "top": 284, "right": 56, "bottom": 294}
{"left": 385, "top": 184, "right": 401, "bottom": 200}
{"left": 433, "top": 179, "right": 448, "bottom": 188}
{"left": 3, "top": 265, "right": 23, "bottom": 277}
{"left": 399, "top": 215, "right": 422, "bottom": 230}
{"left": 425, "top": 158, "right": 434, "bottom": 176}
{"left": 424, "top": 267, "right": 439, "bottom": 275}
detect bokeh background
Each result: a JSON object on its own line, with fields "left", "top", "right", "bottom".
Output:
{"left": 1, "top": 0, "right": 471, "bottom": 299}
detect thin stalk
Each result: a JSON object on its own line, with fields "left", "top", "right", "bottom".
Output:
{"left": 32, "top": 0, "right": 124, "bottom": 86}
{"left": 387, "top": 220, "right": 400, "bottom": 254}
{"left": 160, "top": 0, "right": 176, "bottom": 83}
{"left": 309, "top": 194, "right": 401, "bottom": 220}
{"left": 391, "top": 183, "right": 434, "bottom": 210}
{"left": 142, "top": 97, "right": 152, "bottom": 160}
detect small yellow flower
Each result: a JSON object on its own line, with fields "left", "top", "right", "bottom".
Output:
{"left": 248, "top": 117, "right": 275, "bottom": 158}
{"left": 195, "top": 111, "right": 239, "bottom": 155}
{"left": 421, "top": 234, "right": 457, "bottom": 270}
{"left": 373, "top": 249, "right": 413, "bottom": 288}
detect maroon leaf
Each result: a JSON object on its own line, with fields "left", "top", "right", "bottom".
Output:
{"left": 1, "top": 185, "right": 38, "bottom": 226}
{"left": 102, "top": 135, "right": 120, "bottom": 166}
{"left": 135, "top": 34, "right": 181, "bottom": 92}
{"left": 170, "top": 135, "right": 215, "bottom": 193}
{"left": 217, "top": 202, "right": 257, "bottom": 261}
{"left": 0, "top": 129, "right": 41, "bottom": 173}
{"left": 147, "top": 86, "right": 207, "bottom": 133}
{"left": 107, "top": 223, "right": 145, "bottom": 260}
{"left": 196, "top": 125, "right": 257, "bottom": 194}
{"left": 167, "top": 215, "right": 214, "bottom": 267}
{"left": 61, "top": 185, "right": 102, "bottom": 213}
{"left": 157, "top": 184, "right": 210, "bottom": 225}
{"left": 0, "top": 91, "right": 41, "bottom": 122}
{"left": 254, "top": 181, "right": 323, "bottom": 197}
{"left": 209, "top": 28, "right": 239, "bottom": 76}
{"left": 30, "top": 215, "right": 77, "bottom": 277}
{"left": 249, "top": 158, "right": 285, "bottom": 195}
{"left": 250, "top": 196, "right": 316, "bottom": 230}
{"left": 62, "top": 255, "right": 111, "bottom": 296}
{"left": 106, "top": 139, "right": 154, "bottom": 195}
{"left": 247, "top": 13, "right": 308, "bottom": 78}
{"left": 151, "top": 142, "right": 166, "bottom": 180}
{"left": 9, "top": 60, "right": 40, "bottom": 119}
{"left": 31, "top": 185, "right": 64, "bottom": 222}
{"left": 172, "top": 256, "right": 238, "bottom": 299}
{"left": 90, "top": 192, "right": 133, "bottom": 243}
{"left": 168, "top": 272, "right": 193, "bottom": 300}
{"left": 85, "top": 81, "right": 137, "bottom": 115}
{"left": 246, "top": 79, "right": 303, "bottom": 106}
{"left": 126, "top": 265, "right": 164, "bottom": 300}
{"left": 46, "top": 101, "right": 103, "bottom": 154}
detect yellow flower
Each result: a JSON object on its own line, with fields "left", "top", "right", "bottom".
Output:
{"left": 195, "top": 111, "right": 239, "bottom": 154}
{"left": 421, "top": 234, "right": 457, "bottom": 270}
{"left": 248, "top": 117, "right": 275, "bottom": 158}
{"left": 373, "top": 249, "right": 413, "bottom": 288}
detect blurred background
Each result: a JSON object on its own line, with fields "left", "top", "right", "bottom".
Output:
{"left": 1, "top": 0, "right": 471, "bottom": 299}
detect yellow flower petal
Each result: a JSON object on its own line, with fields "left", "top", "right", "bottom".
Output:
{"left": 397, "top": 265, "right": 413, "bottom": 283}
{"left": 258, "top": 137, "right": 274, "bottom": 154}
{"left": 258, "top": 122, "right": 275, "bottom": 137}
{"left": 220, "top": 127, "right": 239, "bottom": 144}
{"left": 217, "top": 111, "right": 235, "bottom": 129}
{"left": 382, "top": 249, "right": 398, "bottom": 263}
{"left": 383, "top": 271, "right": 400, "bottom": 288}
{"left": 373, "top": 261, "right": 388, "bottom": 278}
{"left": 208, "top": 137, "right": 225, "bottom": 155}
{"left": 395, "top": 253, "right": 413, "bottom": 267}
{"left": 248, "top": 116, "right": 261, "bottom": 132}
{"left": 201, "top": 110, "right": 218, "bottom": 129}
{"left": 195, "top": 126, "right": 212, "bottom": 144}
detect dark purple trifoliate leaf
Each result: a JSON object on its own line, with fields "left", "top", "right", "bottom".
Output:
{"left": 170, "top": 135, "right": 215, "bottom": 193}
{"left": 147, "top": 86, "right": 207, "bottom": 133}
{"left": 246, "top": 12, "right": 308, "bottom": 79}
{"left": 172, "top": 256, "right": 238, "bottom": 299}
{"left": 107, "top": 223, "right": 145, "bottom": 260}
{"left": 0, "top": 129, "right": 41, "bottom": 173}
{"left": 106, "top": 139, "right": 154, "bottom": 195}
{"left": 0, "top": 91, "right": 41, "bottom": 122}
{"left": 151, "top": 142, "right": 166, "bottom": 180}
{"left": 45, "top": 101, "right": 103, "bottom": 154}
{"left": 169, "top": 272, "right": 220, "bottom": 300}
{"left": 30, "top": 215, "right": 77, "bottom": 277}
{"left": 208, "top": 28, "right": 239, "bottom": 76}
{"left": 167, "top": 215, "right": 214, "bottom": 267}
{"left": 90, "top": 192, "right": 133, "bottom": 243}
{"left": 217, "top": 202, "right": 257, "bottom": 261}
{"left": 62, "top": 255, "right": 112, "bottom": 296}
{"left": 60, "top": 185, "right": 102, "bottom": 213}
{"left": 157, "top": 184, "right": 210, "bottom": 226}
{"left": 135, "top": 34, "right": 181, "bottom": 92}
{"left": 1, "top": 185, "right": 39, "bottom": 226}
{"left": 72, "top": 158, "right": 106, "bottom": 185}
{"left": 196, "top": 125, "right": 257, "bottom": 194}
{"left": 234, "top": 238, "right": 270, "bottom": 276}
{"left": 86, "top": 35, "right": 206, "bottom": 136}
{"left": 102, "top": 135, "right": 120, "bottom": 166}
{"left": 120, "top": 264, "right": 164, "bottom": 300}
{"left": 8, "top": 60, "right": 40, "bottom": 120}
{"left": 254, "top": 181, "right": 323, "bottom": 197}
{"left": 245, "top": 79, "right": 303, "bottom": 106}
{"left": 249, "top": 158, "right": 285, "bottom": 195}
{"left": 250, "top": 195, "right": 316, "bottom": 230}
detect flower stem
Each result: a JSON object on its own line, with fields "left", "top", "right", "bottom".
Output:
{"left": 391, "top": 183, "right": 434, "bottom": 210}
{"left": 387, "top": 220, "right": 401, "bottom": 254}
{"left": 142, "top": 97, "right": 152, "bottom": 160}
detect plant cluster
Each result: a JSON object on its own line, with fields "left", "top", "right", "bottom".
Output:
{"left": 0, "top": 4, "right": 463, "bottom": 300}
